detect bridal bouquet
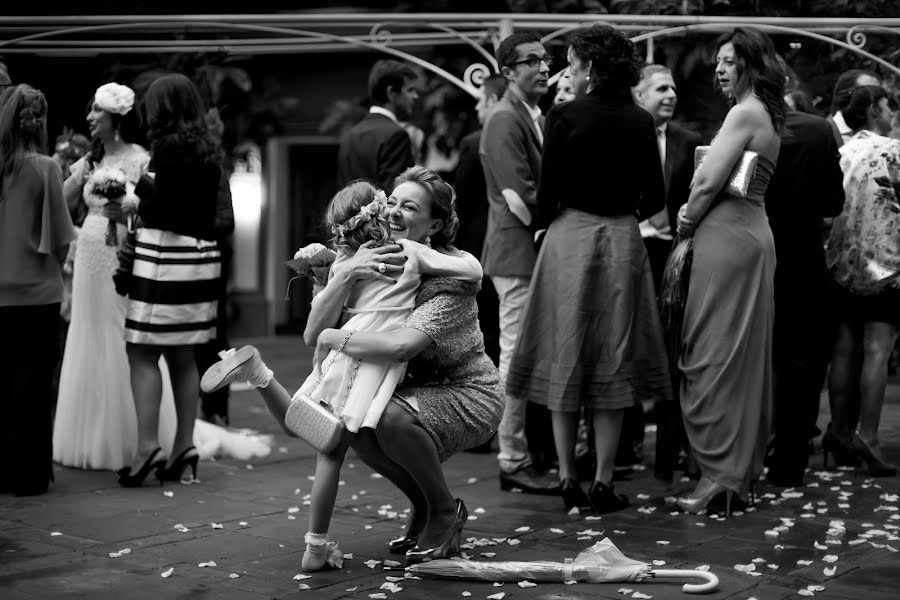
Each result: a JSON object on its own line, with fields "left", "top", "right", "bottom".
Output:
{"left": 88, "top": 166, "right": 129, "bottom": 245}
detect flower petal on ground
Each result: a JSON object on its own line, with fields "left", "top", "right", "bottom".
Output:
{"left": 161, "top": 567, "right": 174, "bottom": 578}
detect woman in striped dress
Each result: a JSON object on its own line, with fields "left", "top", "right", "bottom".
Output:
{"left": 118, "top": 74, "right": 223, "bottom": 486}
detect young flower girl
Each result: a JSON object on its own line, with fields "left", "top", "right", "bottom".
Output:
{"left": 201, "top": 179, "right": 481, "bottom": 571}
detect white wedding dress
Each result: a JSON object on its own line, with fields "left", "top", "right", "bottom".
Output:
{"left": 54, "top": 148, "right": 271, "bottom": 470}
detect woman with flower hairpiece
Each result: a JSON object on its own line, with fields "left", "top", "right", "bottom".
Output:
{"left": 54, "top": 82, "right": 151, "bottom": 472}
{"left": 0, "top": 84, "right": 76, "bottom": 495}
{"left": 201, "top": 170, "right": 485, "bottom": 572}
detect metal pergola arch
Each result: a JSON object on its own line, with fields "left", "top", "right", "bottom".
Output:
{"left": 0, "top": 14, "right": 898, "bottom": 98}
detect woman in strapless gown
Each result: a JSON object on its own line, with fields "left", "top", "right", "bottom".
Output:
{"left": 674, "top": 29, "right": 784, "bottom": 514}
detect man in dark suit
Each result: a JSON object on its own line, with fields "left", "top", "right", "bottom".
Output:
{"left": 632, "top": 65, "right": 702, "bottom": 291}
{"left": 765, "top": 102, "right": 845, "bottom": 486}
{"left": 338, "top": 60, "right": 418, "bottom": 190}
{"left": 627, "top": 65, "right": 701, "bottom": 477}
{"left": 454, "top": 74, "right": 507, "bottom": 368}
{"left": 480, "top": 32, "right": 558, "bottom": 494}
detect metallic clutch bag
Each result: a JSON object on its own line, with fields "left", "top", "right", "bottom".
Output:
{"left": 285, "top": 394, "right": 344, "bottom": 454}
{"left": 283, "top": 331, "right": 361, "bottom": 454}
{"left": 694, "top": 146, "right": 759, "bottom": 198}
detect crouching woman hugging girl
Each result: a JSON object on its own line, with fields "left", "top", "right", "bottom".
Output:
{"left": 201, "top": 166, "right": 502, "bottom": 571}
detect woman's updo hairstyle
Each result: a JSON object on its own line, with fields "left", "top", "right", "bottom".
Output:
{"left": 843, "top": 85, "right": 889, "bottom": 131}
{"left": 325, "top": 180, "right": 392, "bottom": 252}
{"left": 568, "top": 25, "right": 641, "bottom": 94}
{"left": 393, "top": 165, "right": 459, "bottom": 248}
{"left": 0, "top": 84, "right": 48, "bottom": 178}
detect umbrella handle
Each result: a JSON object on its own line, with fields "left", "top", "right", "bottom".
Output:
{"left": 651, "top": 569, "right": 719, "bottom": 594}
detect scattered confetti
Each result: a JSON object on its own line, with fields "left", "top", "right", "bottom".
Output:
{"left": 161, "top": 567, "right": 174, "bottom": 578}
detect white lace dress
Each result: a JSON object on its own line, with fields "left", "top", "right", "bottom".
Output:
{"left": 54, "top": 147, "right": 151, "bottom": 470}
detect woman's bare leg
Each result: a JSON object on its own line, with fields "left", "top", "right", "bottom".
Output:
{"left": 352, "top": 429, "right": 428, "bottom": 539}
{"left": 550, "top": 410, "right": 579, "bottom": 481}
{"left": 592, "top": 408, "right": 625, "bottom": 485}
{"left": 162, "top": 345, "right": 199, "bottom": 466}
{"left": 126, "top": 343, "right": 163, "bottom": 472}
{"left": 374, "top": 402, "right": 457, "bottom": 550}
{"left": 858, "top": 321, "right": 899, "bottom": 452}
{"left": 828, "top": 321, "right": 862, "bottom": 443}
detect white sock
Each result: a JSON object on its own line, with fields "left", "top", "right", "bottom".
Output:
{"left": 248, "top": 362, "right": 273, "bottom": 389}
{"left": 304, "top": 532, "right": 328, "bottom": 546}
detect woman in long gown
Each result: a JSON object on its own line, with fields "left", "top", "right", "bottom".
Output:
{"left": 674, "top": 28, "right": 784, "bottom": 514}
{"left": 54, "top": 83, "right": 149, "bottom": 471}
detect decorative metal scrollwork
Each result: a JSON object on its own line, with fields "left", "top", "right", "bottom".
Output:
{"left": 846, "top": 26, "right": 867, "bottom": 48}
{"left": 464, "top": 63, "right": 493, "bottom": 89}
{"left": 369, "top": 23, "right": 393, "bottom": 46}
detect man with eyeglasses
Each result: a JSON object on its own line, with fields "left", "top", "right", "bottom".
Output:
{"left": 480, "top": 32, "right": 559, "bottom": 495}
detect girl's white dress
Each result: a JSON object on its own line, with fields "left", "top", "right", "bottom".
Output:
{"left": 54, "top": 147, "right": 150, "bottom": 470}
{"left": 296, "top": 239, "right": 482, "bottom": 432}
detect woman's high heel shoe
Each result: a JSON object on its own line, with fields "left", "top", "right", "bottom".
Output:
{"left": 406, "top": 499, "right": 468, "bottom": 565}
{"left": 587, "top": 481, "right": 629, "bottom": 514}
{"left": 156, "top": 446, "right": 199, "bottom": 482}
{"left": 676, "top": 478, "right": 736, "bottom": 516}
{"left": 388, "top": 513, "right": 425, "bottom": 554}
{"left": 118, "top": 448, "right": 165, "bottom": 488}
{"left": 561, "top": 478, "right": 592, "bottom": 512}
{"left": 822, "top": 431, "right": 857, "bottom": 469}
{"left": 851, "top": 435, "right": 897, "bottom": 477}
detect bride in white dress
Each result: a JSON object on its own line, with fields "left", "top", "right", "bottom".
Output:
{"left": 54, "top": 83, "right": 150, "bottom": 471}
{"left": 54, "top": 83, "right": 271, "bottom": 474}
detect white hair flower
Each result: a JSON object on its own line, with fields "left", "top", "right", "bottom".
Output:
{"left": 94, "top": 83, "right": 135, "bottom": 116}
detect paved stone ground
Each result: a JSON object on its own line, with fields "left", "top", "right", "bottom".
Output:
{"left": 3, "top": 336, "right": 900, "bottom": 600}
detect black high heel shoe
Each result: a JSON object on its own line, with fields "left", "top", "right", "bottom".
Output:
{"left": 587, "top": 481, "right": 629, "bottom": 514}
{"left": 156, "top": 446, "right": 199, "bottom": 482}
{"left": 388, "top": 513, "right": 425, "bottom": 554}
{"left": 560, "top": 478, "right": 592, "bottom": 512}
{"left": 822, "top": 431, "right": 856, "bottom": 469}
{"left": 851, "top": 435, "right": 897, "bottom": 477}
{"left": 406, "top": 499, "right": 468, "bottom": 565}
{"left": 119, "top": 448, "right": 165, "bottom": 488}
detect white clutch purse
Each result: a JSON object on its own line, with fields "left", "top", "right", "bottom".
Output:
{"left": 694, "top": 146, "right": 759, "bottom": 198}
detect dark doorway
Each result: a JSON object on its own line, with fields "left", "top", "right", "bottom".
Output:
{"left": 277, "top": 140, "right": 339, "bottom": 333}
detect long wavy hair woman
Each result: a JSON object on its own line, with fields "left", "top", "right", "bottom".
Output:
{"left": 674, "top": 28, "right": 784, "bottom": 514}
{"left": 0, "top": 85, "right": 76, "bottom": 495}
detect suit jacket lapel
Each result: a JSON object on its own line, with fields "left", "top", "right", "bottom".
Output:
{"left": 507, "top": 92, "right": 543, "bottom": 148}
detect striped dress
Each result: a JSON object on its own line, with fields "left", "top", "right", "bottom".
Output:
{"left": 125, "top": 228, "right": 220, "bottom": 345}
{"left": 124, "top": 133, "right": 222, "bottom": 346}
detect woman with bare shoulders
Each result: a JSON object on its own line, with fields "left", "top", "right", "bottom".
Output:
{"left": 674, "top": 28, "right": 784, "bottom": 514}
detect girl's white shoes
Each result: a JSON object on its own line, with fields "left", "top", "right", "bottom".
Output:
{"left": 200, "top": 346, "right": 272, "bottom": 393}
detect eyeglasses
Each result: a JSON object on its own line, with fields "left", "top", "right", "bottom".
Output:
{"left": 507, "top": 55, "right": 552, "bottom": 69}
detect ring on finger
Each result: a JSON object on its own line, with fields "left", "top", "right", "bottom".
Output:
{"left": 378, "top": 262, "right": 387, "bottom": 274}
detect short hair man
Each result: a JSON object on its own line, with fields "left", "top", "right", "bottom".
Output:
{"left": 828, "top": 69, "right": 881, "bottom": 145}
{"left": 452, "top": 74, "right": 508, "bottom": 373}
{"left": 765, "top": 61, "right": 845, "bottom": 486}
{"left": 337, "top": 60, "right": 419, "bottom": 190}
{"left": 480, "top": 32, "right": 558, "bottom": 494}
{"left": 632, "top": 64, "right": 702, "bottom": 290}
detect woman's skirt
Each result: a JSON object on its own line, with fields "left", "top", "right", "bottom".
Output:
{"left": 506, "top": 209, "right": 671, "bottom": 412}
{"left": 125, "top": 227, "right": 220, "bottom": 346}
